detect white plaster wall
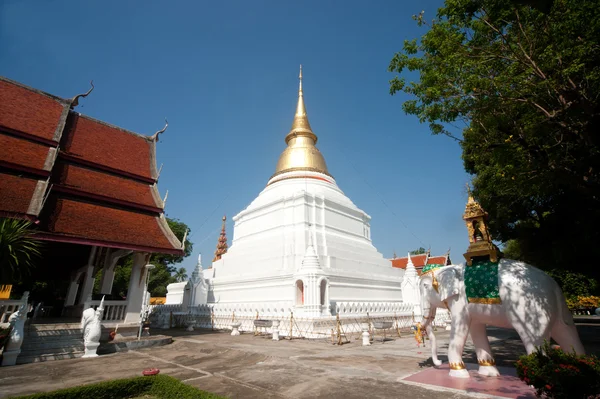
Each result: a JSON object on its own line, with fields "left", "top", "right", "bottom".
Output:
{"left": 166, "top": 282, "right": 188, "bottom": 305}
{"left": 207, "top": 170, "right": 404, "bottom": 314}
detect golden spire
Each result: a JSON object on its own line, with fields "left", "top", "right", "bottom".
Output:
{"left": 213, "top": 215, "right": 228, "bottom": 262}
{"left": 272, "top": 66, "right": 331, "bottom": 179}
{"left": 462, "top": 185, "right": 501, "bottom": 265}
{"left": 466, "top": 183, "right": 476, "bottom": 205}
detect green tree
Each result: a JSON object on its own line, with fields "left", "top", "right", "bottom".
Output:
{"left": 0, "top": 218, "right": 42, "bottom": 284}
{"left": 174, "top": 267, "right": 188, "bottom": 283}
{"left": 410, "top": 247, "right": 427, "bottom": 255}
{"left": 388, "top": 0, "right": 600, "bottom": 278}
{"left": 546, "top": 269, "right": 599, "bottom": 299}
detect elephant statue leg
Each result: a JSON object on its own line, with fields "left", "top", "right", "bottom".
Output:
{"left": 511, "top": 318, "right": 551, "bottom": 355}
{"left": 447, "top": 306, "right": 471, "bottom": 378}
{"left": 470, "top": 322, "right": 500, "bottom": 377}
{"left": 551, "top": 321, "right": 585, "bottom": 354}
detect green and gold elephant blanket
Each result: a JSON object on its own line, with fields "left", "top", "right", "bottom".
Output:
{"left": 465, "top": 260, "right": 502, "bottom": 304}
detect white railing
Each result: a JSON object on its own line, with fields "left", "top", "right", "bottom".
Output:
{"left": 84, "top": 300, "right": 128, "bottom": 322}
{"left": 0, "top": 299, "right": 31, "bottom": 323}
{"left": 334, "top": 301, "right": 413, "bottom": 316}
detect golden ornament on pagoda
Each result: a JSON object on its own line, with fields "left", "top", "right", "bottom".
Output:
{"left": 463, "top": 184, "right": 501, "bottom": 265}
{"left": 272, "top": 65, "right": 332, "bottom": 179}
{"left": 213, "top": 215, "right": 228, "bottom": 262}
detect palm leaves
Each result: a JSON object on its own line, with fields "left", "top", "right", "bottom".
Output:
{"left": 0, "top": 218, "right": 42, "bottom": 284}
{"left": 174, "top": 267, "right": 188, "bottom": 283}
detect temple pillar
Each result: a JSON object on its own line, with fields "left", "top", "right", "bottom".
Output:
{"left": 64, "top": 279, "right": 80, "bottom": 307}
{"left": 99, "top": 249, "right": 132, "bottom": 295}
{"left": 124, "top": 252, "right": 149, "bottom": 324}
{"left": 77, "top": 246, "right": 98, "bottom": 305}
{"left": 99, "top": 267, "right": 115, "bottom": 295}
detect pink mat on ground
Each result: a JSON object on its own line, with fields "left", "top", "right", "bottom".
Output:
{"left": 403, "top": 363, "right": 537, "bottom": 398}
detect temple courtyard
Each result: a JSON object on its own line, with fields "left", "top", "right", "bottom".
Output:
{"left": 2, "top": 322, "right": 599, "bottom": 399}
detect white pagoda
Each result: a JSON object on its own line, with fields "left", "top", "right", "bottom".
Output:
{"left": 203, "top": 67, "right": 409, "bottom": 318}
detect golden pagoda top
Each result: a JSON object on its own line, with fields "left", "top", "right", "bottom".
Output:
{"left": 272, "top": 66, "right": 332, "bottom": 179}
{"left": 463, "top": 183, "right": 488, "bottom": 220}
{"left": 462, "top": 184, "right": 501, "bottom": 265}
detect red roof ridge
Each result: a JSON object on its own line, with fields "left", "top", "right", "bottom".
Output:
{"left": 75, "top": 113, "right": 157, "bottom": 143}
{"left": 0, "top": 76, "right": 71, "bottom": 105}
{"left": 74, "top": 114, "right": 160, "bottom": 181}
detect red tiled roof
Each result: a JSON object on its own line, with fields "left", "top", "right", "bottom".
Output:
{"left": 0, "top": 173, "right": 39, "bottom": 215}
{"left": 62, "top": 114, "right": 155, "bottom": 181}
{"left": 54, "top": 163, "right": 162, "bottom": 210}
{"left": 44, "top": 198, "right": 182, "bottom": 254}
{"left": 391, "top": 254, "right": 427, "bottom": 269}
{"left": 0, "top": 133, "right": 52, "bottom": 173}
{"left": 0, "top": 79, "right": 67, "bottom": 141}
{"left": 427, "top": 256, "right": 447, "bottom": 265}
{"left": 1, "top": 76, "right": 181, "bottom": 255}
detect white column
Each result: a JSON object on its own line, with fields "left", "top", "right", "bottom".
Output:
{"left": 100, "top": 249, "right": 131, "bottom": 295}
{"left": 99, "top": 268, "right": 115, "bottom": 295}
{"left": 124, "top": 252, "right": 148, "bottom": 324}
{"left": 99, "top": 252, "right": 118, "bottom": 295}
{"left": 65, "top": 279, "right": 80, "bottom": 307}
{"left": 77, "top": 247, "right": 98, "bottom": 305}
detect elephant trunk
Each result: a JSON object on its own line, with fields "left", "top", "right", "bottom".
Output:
{"left": 422, "top": 307, "right": 442, "bottom": 366}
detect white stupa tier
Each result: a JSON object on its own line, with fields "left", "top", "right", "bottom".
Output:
{"left": 204, "top": 67, "right": 407, "bottom": 317}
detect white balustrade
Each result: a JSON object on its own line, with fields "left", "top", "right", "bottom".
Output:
{"left": 84, "top": 300, "right": 128, "bottom": 322}
{"left": 0, "top": 300, "right": 28, "bottom": 323}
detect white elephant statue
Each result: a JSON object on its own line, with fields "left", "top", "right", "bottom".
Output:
{"left": 419, "top": 259, "right": 585, "bottom": 378}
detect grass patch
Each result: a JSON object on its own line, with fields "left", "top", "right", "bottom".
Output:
{"left": 10, "top": 375, "right": 225, "bottom": 399}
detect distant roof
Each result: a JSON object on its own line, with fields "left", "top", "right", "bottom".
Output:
{"left": 0, "top": 76, "right": 183, "bottom": 255}
{"left": 390, "top": 252, "right": 451, "bottom": 274}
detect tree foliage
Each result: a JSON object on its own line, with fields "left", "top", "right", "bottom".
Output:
{"left": 410, "top": 247, "right": 427, "bottom": 255}
{"left": 389, "top": 0, "right": 600, "bottom": 277}
{"left": 0, "top": 218, "right": 42, "bottom": 284}
{"left": 174, "top": 267, "right": 188, "bottom": 283}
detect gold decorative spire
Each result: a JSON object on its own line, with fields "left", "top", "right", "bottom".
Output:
{"left": 462, "top": 184, "right": 501, "bottom": 265}
{"left": 213, "top": 215, "right": 228, "bottom": 262}
{"left": 271, "top": 66, "right": 332, "bottom": 179}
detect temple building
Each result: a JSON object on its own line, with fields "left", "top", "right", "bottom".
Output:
{"left": 0, "top": 76, "right": 183, "bottom": 327}
{"left": 202, "top": 68, "right": 406, "bottom": 317}
{"left": 390, "top": 250, "right": 452, "bottom": 275}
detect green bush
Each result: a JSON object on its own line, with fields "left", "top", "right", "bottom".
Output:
{"left": 516, "top": 342, "right": 600, "bottom": 399}
{"left": 10, "top": 375, "right": 225, "bottom": 399}
{"left": 149, "top": 375, "right": 223, "bottom": 399}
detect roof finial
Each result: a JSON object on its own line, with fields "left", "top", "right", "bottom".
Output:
{"left": 181, "top": 228, "right": 189, "bottom": 250}
{"left": 162, "top": 190, "right": 169, "bottom": 208}
{"left": 151, "top": 118, "right": 168, "bottom": 141}
{"left": 466, "top": 183, "right": 475, "bottom": 203}
{"left": 71, "top": 80, "right": 94, "bottom": 109}
{"left": 213, "top": 215, "right": 228, "bottom": 262}
{"left": 299, "top": 64, "right": 303, "bottom": 93}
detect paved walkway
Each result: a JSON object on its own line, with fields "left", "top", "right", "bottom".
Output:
{"left": 1, "top": 325, "right": 598, "bottom": 399}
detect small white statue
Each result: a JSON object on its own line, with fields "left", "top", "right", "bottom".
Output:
{"left": 81, "top": 296, "right": 104, "bottom": 358}
{"left": 1, "top": 291, "right": 29, "bottom": 366}
{"left": 272, "top": 320, "right": 280, "bottom": 341}
{"left": 361, "top": 326, "right": 371, "bottom": 346}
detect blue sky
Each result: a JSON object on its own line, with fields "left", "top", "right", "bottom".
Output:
{"left": 1, "top": 0, "right": 472, "bottom": 275}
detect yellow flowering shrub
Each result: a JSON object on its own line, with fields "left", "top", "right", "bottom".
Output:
{"left": 567, "top": 296, "right": 600, "bottom": 310}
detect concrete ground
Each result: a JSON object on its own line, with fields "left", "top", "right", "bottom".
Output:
{"left": 1, "top": 324, "right": 599, "bottom": 399}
